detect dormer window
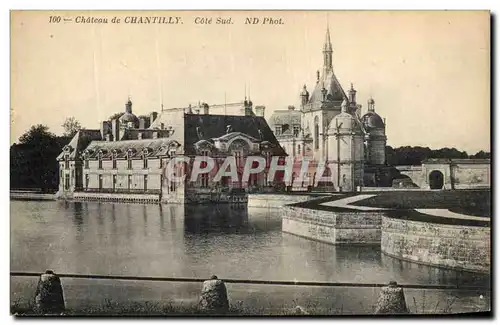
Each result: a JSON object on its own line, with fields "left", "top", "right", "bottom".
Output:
{"left": 84, "top": 155, "right": 89, "bottom": 169}
{"left": 64, "top": 155, "right": 70, "bottom": 169}
{"left": 275, "top": 126, "right": 282, "bottom": 135}
{"left": 293, "top": 126, "right": 300, "bottom": 137}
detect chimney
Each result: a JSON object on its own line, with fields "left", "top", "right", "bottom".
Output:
{"left": 138, "top": 132, "right": 143, "bottom": 140}
{"left": 150, "top": 112, "right": 158, "bottom": 125}
{"left": 254, "top": 105, "right": 265, "bottom": 117}
{"left": 244, "top": 99, "right": 254, "bottom": 116}
{"left": 111, "top": 119, "right": 120, "bottom": 142}
{"left": 139, "top": 117, "right": 146, "bottom": 129}
{"left": 288, "top": 105, "right": 295, "bottom": 111}
{"left": 101, "top": 121, "right": 111, "bottom": 140}
{"left": 203, "top": 103, "right": 209, "bottom": 115}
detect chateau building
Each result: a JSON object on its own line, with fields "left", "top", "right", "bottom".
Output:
{"left": 56, "top": 98, "right": 285, "bottom": 204}
{"left": 268, "top": 27, "right": 388, "bottom": 191}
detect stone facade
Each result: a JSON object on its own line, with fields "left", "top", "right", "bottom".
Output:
{"left": 56, "top": 98, "right": 286, "bottom": 204}
{"left": 381, "top": 216, "right": 490, "bottom": 273}
{"left": 268, "top": 27, "right": 387, "bottom": 191}
{"left": 396, "top": 159, "right": 491, "bottom": 189}
{"left": 281, "top": 206, "right": 383, "bottom": 245}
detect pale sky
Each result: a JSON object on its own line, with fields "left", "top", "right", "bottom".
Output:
{"left": 10, "top": 10, "right": 490, "bottom": 153}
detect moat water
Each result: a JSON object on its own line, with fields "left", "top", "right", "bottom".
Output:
{"left": 10, "top": 200, "right": 490, "bottom": 314}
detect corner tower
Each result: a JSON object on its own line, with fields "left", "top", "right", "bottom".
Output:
{"left": 327, "top": 99, "right": 365, "bottom": 192}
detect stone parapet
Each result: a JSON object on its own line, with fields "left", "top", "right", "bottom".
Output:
{"left": 381, "top": 216, "right": 490, "bottom": 273}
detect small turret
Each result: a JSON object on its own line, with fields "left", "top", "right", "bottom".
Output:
{"left": 348, "top": 83, "right": 357, "bottom": 104}
{"left": 367, "top": 97, "right": 375, "bottom": 112}
{"left": 125, "top": 97, "right": 132, "bottom": 114}
{"left": 300, "top": 84, "right": 309, "bottom": 107}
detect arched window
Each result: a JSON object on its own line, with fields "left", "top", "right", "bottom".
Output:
{"left": 314, "top": 116, "right": 320, "bottom": 150}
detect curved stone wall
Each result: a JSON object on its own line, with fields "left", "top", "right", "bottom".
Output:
{"left": 381, "top": 215, "right": 490, "bottom": 273}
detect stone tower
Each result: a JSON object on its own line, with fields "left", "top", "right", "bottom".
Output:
{"left": 300, "top": 26, "right": 347, "bottom": 161}
{"left": 327, "top": 99, "right": 365, "bottom": 192}
{"left": 362, "top": 97, "right": 387, "bottom": 165}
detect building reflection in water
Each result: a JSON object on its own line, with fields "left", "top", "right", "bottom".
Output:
{"left": 72, "top": 201, "right": 84, "bottom": 244}
{"left": 183, "top": 204, "right": 249, "bottom": 234}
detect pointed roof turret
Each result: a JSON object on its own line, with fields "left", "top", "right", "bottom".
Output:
{"left": 323, "top": 25, "right": 333, "bottom": 52}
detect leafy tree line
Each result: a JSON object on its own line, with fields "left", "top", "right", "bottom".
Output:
{"left": 386, "top": 145, "right": 491, "bottom": 166}
{"left": 10, "top": 117, "right": 80, "bottom": 192}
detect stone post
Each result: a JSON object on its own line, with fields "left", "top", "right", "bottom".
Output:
{"left": 34, "top": 270, "right": 65, "bottom": 314}
{"left": 374, "top": 281, "right": 409, "bottom": 314}
{"left": 198, "top": 275, "right": 229, "bottom": 314}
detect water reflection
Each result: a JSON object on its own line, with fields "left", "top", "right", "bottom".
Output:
{"left": 183, "top": 205, "right": 249, "bottom": 234}
{"left": 10, "top": 200, "right": 489, "bottom": 291}
{"left": 72, "top": 202, "right": 84, "bottom": 244}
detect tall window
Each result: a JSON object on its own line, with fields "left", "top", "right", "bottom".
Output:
{"left": 144, "top": 175, "right": 148, "bottom": 191}
{"left": 112, "top": 155, "right": 117, "bottom": 169}
{"left": 98, "top": 175, "right": 103, "bottom": 190}
{"left": 128, "top": 175, "right": 132, "bottom": 190}
{"left": 64, "top": 175, "right": 70, "bottom": 190}
{"left": 98, "top": 153, "right": 103, "bottom": 169}
{"left": 234, "top": 151, "right": 242, "bottom": 169}
{"left": 64, "top": 156, "right": 69, "bottom": 169}
{"left": 314, "top": 116, "right": 320, "bottom": 150}
{"left": 200, "top": 150, "right": 210, "bottom": 188}
{"left": 112, "top": 175, "right": 117, "bottom": 191}
{"left": 159, "top": 158, "right": 163, "bottom": 169}
{"left": 293, "top": 126, "right": 300, "bottom": 137}
{"left": 84, "top": 157, "right": 89, "bottom": 169}
{"left": 127, "top": 152, "right": 132, "bottom": 170}
{"left": 275, "top": 126, "right": 282, "bottom": 135}
{"left": 85, "top": 174, "right": 89, "bottom": 190}
{"left": 143, "top": 155, "right": 148, "bottom": 169}
{"left": 264, "top": 151, "right": 271, "bottom": 168}
{"left": 298, "top": 144, "right": 301, "bottom": 155}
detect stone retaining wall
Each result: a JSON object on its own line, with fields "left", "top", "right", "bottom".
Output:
{"left": 381, "top": 216, "right": 490, "bottom": 273}
{"left": 73, "top": 192, "right": 160, "bottom": 204}
{"left": 248, "top": 194, "right": 317, "bottom": 208}
{"left": 281, "top": 206, "right": 383, "bottom": 245}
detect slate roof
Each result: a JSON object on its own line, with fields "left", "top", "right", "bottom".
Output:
{"left": 56, "top": 129, "right": 102, "bottom": 160}
{"left": 84, "top": 138, "right": 181, "bottom": 159}
{"left": 268, "top": 109, "right": 302, "bottom": 127}
{"left": 309, "top": 70, "right": 347, "bottom": 104}
{"left": 183, "top": 114, "right": 286, "bottom": 156}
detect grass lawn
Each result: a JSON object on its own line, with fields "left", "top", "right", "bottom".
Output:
{"left": 353, "top": 190, "right": 491, "bottom": 218}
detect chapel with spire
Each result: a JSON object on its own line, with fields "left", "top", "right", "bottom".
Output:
{"left": 268, "top": 25, "right": 388, "bottom": 190}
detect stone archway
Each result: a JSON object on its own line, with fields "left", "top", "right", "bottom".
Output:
{"left": 429, "top": 170, "right": 444, "bottom": 190}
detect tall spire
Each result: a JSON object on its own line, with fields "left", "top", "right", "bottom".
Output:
{"left": 323, "top": 24, "right": 333, "bottom": 72}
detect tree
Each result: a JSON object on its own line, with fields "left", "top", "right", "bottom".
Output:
{"left": 12, "top": 125, "right": 66, "bottom": 191}
{"left": 62, "top": 117, "right": 81, "bottom": 137}
{"left": 108, "top": 112, "right": 123, "bottom": 120}
{"left": 18, "top": 124, "right": 56, "bottom": 145}
{"left": 470, "top": 150, "right": 491, "bottom": 159}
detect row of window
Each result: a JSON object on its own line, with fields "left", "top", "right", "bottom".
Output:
{"left": 83, "top": 156, "right": 160, "bottom": 170}
{"left": 85, "top": 174, "right": 150, "bottom": 191}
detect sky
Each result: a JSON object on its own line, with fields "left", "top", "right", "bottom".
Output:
{"left": 10, "top": 10, "right": 490, "bottom": 153}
